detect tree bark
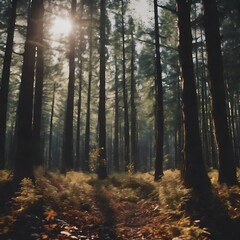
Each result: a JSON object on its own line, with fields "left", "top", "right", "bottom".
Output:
{"left": 97, "top": 0, "right": 108, "bottom": 179}
{"left": 33, "top": 0, "right": 44, "bottom": 167}
{"left": 76, "top": 1, "right": 84, "bottom": 171}
{"left": 113, "top": 55, "right": 120, "bottom": 172}
{"left": 129, "top": 17, "right": 138, "bottom": 173}
{"left": 121, "top": 0, "right": 130, "bottom": 171}
{"left": 48, "top": 83, "right": 56, "bottom": 169}
{"left": 154, "top": 0, "right": 164, "bottom": 181}
{"left": 62, "top": 0, "right": 76, "bottom": 173}
{"left": 84, "top": 12, "right": 93, "bottom": 172}
{"left": 14, "top": 0, "right": 39, "bottom": 183}
{"left": 176, "top": 0, "right": 211, "bottom": 191}
{"left": 202, "top": 0, "right": 237, "bottom": 185}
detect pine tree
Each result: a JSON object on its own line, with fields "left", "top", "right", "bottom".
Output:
{"left": 202, "top": 0, "right": 237, "bottom": 185}
{"left": 176, "top": 0, "right": 211, "bottom": 191}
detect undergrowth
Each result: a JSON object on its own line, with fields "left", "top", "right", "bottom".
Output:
{"left": 0, "top": 168, "right": 239, "bottom": 239}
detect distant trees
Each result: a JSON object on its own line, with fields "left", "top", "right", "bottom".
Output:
{"left": 0, "top": 0, "right": 239, "bottom": 186}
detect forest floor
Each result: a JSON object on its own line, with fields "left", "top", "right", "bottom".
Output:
{"left": 0, "top": 169, "right": 240, "bottom": 240}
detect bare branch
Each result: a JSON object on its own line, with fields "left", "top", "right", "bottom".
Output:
{"left": 157, "top": 5, "right": 177, "bottom": 15}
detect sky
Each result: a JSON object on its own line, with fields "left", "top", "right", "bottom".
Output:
{"left": 129, "top": 0, "right": 153, "bottom": 26}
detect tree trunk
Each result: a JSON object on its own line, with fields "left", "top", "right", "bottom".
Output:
{"left": 0, "top": 0, "right": 18, "bottom": 169}
{"left": 97, "top": 0, "right": 108, "bottom": 179}
{"left": 48, "top": 83, "right": 56, "bottom": 169}
{"left": 113, "top": 55, "right": 120, "bottom": 172}
{"left": 76, "top": 59, "right": 83, "bottom": 170}
{"left": 129, "top": 18, "right": 138, "bottom": 173}
{"left": 154, "top": 0, "right": 164, "bottom": 181}
{"left": 176, "top": 0, "right": 211, "bottom": 191}
{"left": 202, "top": 0, "right": 237, "bottom": 185}
{"left": 13, "top": 0, "right": 39, "bottom": 183}
{"left": 121, "top": 0, "right": 130, "bottom": 171}
{"left": 33, "top": 0, "right": 44, "bottom": 167}
{"left": 62, "top": 0, "right": 76, "bottom": 173}
{"left": 84, "top": 17, "right": 93, "bottom": 173}
{"left": 76, "top": 1, "right": 84, "bottom": 171}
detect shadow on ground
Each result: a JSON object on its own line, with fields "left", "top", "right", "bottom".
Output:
{"left": 93, "top": 183, "right": 119, "bottom": 240}
{"left": 185, "top": 189, "right": 240, "bottom": 240}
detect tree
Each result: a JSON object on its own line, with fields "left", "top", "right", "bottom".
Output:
{"left": 202, "top": 0, "right": 237, "bottom": 185}
{"left": 13, "top": 0, "right": 40, "bottom": 183}
{"left": 61, "top": 0, "right": 76, "bottom": 173}
{"left": 121, "top": 0, "right": 130, "bottom": 171}
{"left": 129, "top": 17, "right": 138, "bottom": 173}
{"left": 32, "top": 0, "right": 44, "bottom": 167}
{"left": 48, "top": 82, "right": 56, "bottom": 169}
{"left": 113, "top": 55, "right": 120, "bottom": 172}
{"left": 0, "top": 0, "right": 18, "bottom": 169}
{"left": 154, "top": 0, "right": 164, "bottom": 181}
{"left": 84, "top": 2, "right": 94, "bottom": 172}
{"left": 176, "top": 0, "right": 211, "bottom": 191}
{"left": 97, "top": 0, "right": 108, "bottom": 179}
{"left": 76, "top": 1, "right": 84, "bottom": 171}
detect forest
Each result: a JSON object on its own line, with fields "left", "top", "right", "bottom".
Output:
{"left": 0, "top": 0, "right": 240, "bottom": 239}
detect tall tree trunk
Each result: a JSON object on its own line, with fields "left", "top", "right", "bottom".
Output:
{"left": 154, "top": 0, "right": 164, "bottom": 181}
{"left": 48, "top": 83, "right": 56, "bottom": 169}
{"left": 200, "top": 26, "right": 213, "bottom": 167}
{"left": 176, "top": 0, "right": 211, "bottom": 191}
{"left": 62, "top": 0, "right": 76, "bottom": 173}
{"left": 113, "top": 55, "right": 120, "bottom": 172}
{"left": 175, "top": 68, "right": 182, "bottom": 169}
{"left": 237, "top": 92, "right": 240, "bottom": 166}
{"left": 202, "top": 0, "right": 237, "bottom": 185}
{"left": 76, "top": 58, "right": 83, "bottom": 170}
{"left": 0, "top": 0, "right": 18, "bottom": 169}
{"left": 121, "top": 0, "right": 130, "bottom": 171}
{"left": 76, "top": 1, "right": 84, "bottom": 171}
{"left": 234, "top": 94, "right": 240, "bottom": 164}
{"left": 13, "top": 0, "right": 39, "bottom": 183}
{"left": 33, "top": 0, "right": 44, "bottom": 167}
{"left": 129, "top": 17, "right": 138, "bottom": 173}
{"left": 97, "top": 0, "right": 108, "bottom": 179}
{"left": 85, "top": 12, "right": 93, "bottom": 172}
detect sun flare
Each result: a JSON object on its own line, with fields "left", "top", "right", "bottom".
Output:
{"left": 50, "top": 17, "right": 72, "bottom": 36}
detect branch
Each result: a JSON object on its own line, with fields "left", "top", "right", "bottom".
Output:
{"left": 157, "top": 5, "right": 177, "bottom": 15}
{"left": 136, "top": 38, "right": 154, "bottom": 45}
{"left": 13, "top": 50, "right": 24, "bottom": 56}
{"left": 160, "top": 44, "right": 178, "bottom": 52}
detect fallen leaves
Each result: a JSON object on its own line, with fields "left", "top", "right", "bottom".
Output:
{"left": 1, "top": 170, "right": 240, "bottom": 239}
{"left": 45, "top": 209, "right": 58, "bottom": 221}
